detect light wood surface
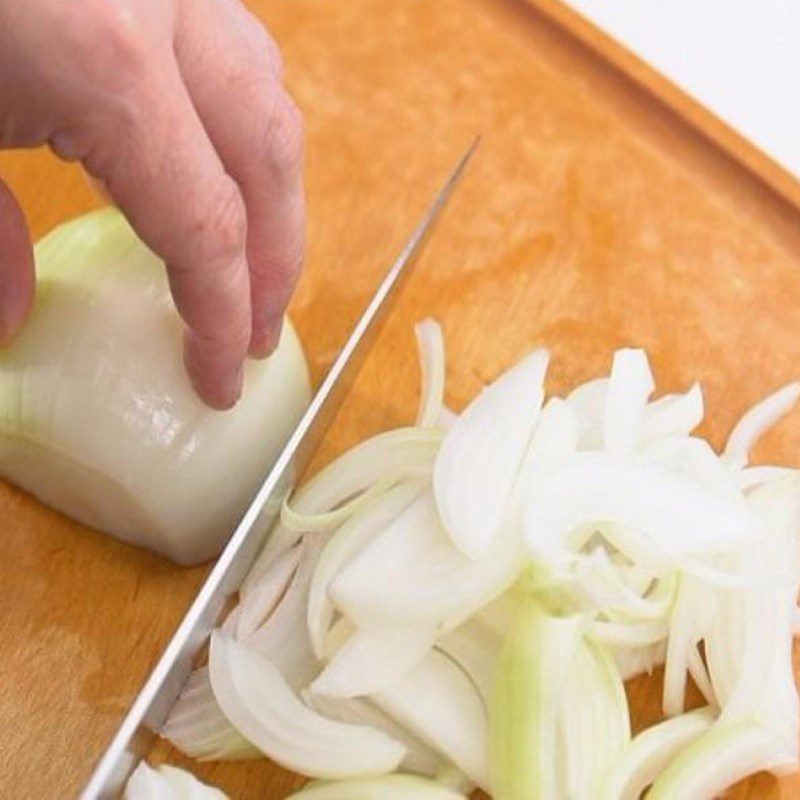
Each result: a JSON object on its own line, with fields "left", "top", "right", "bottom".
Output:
{"left": 1, "top": 0, "right": 799, "bottom": 797}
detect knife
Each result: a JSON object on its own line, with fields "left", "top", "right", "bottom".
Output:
{"left": 81, "top": 137, "right": 478, "bottom": 800}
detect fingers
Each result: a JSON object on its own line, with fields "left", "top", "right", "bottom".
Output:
{"left": 76, "top": 54, "right": 253, "bottom": 410}
{"left": 0, "top": 176, "right": 34, "bottom": 344}
{"left": 174, "top": 0, "right": 305, "bottom": 358}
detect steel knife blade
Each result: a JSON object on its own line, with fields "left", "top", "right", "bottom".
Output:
{"left": 81, "top": 137, "right": 478, "bottom": 800}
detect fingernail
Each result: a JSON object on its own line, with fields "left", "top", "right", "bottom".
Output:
{"left": 187, "top": 358, "right": 243, "bottom": 411}
{"left": 210, "top": 364, "right": 243, "bottom": 410}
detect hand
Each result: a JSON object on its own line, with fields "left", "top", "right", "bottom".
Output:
{"left": 0, "top": 0, "right": 304, "bottom": 409}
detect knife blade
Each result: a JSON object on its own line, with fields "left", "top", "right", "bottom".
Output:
{"left": 80, "top": 137, "right": 478, "bottom": 800}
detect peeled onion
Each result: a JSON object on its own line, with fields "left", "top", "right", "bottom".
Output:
{"left": 0, "top": 209, "right": 310, "bottom": 564}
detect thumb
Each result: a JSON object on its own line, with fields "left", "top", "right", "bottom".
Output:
{"left": 0, "top": 176, "right": 34, "bottom": 344}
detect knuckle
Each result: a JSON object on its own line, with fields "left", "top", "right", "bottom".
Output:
{"left": 265, "top": 96, "right": 305, "bottom": 173}
{"left": 243, "top": 13, "right": 284, "bottom": 77}
{"left": 230, "top": 4, "right": 283, "bottom": 75}
{"left": 255, "top": 242, "right": 304, "bottom": 297}
{"left": 78, "top": 5, "right": 150, "bottom": 86}
{"left": 221, "top": 19, "right": 275, "bottom": 101}
{"left": 189, "top": 178, "right": 248, "bottom": 270}
{"left": 241, "top": 13, "right": 273, "bottom": 56}
{"left": 200, "top": 311, "right": 251, "bottom": 357}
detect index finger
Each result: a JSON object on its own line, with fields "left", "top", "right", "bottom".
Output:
{"left": 78, "top": 60, "right": 253, "bottom": 410}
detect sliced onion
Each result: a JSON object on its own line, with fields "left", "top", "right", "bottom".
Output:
{"left": 436, "top": 619, "right": 500, "bottom": 709}
{"left": 433, "top": 349, "right": 549, "bottom": 558}
{"left": 437, "top": 407, "right": 458, "bottom": 430}
{"left": 687, "top": 646, "right": 717, "bottom": 707}
{"left": 302, "top": 691, "right": 447, "bottom": 777}
{"left": 242, "top": 521, "right": 304, "bottom": 597}
{"left": 284, "top": 774, "right": 468, "bottom": 800}
{"left": 589, "top": 620, "right": 668, "bottom": 648}
{"left": 209, "top": 632, "right": 406, "bottom": 779}
{"left": 662, "top": 573, "right": 717, "bottom": 717}
{"left": 558, "top": 639, "right": 630, "bottom": 798}
{"left": 706, "top": 477, "right": 800, "bottom": 765}
{"left": 244, "top": 428, "right": 442, "bottom": 592}
{"left": 243, "top": 535, "right": 324, "bottom": 691}
{"left": 647, "top": 720, "right": 783, "bottom": 800}
{"left": 597, "top": 706, "right": 716, "bottom": 800}
{"left": 640, "top": 383, "right": 704, "bottom": 446}
{"left": 284, "top": 428, "right": 441, "bottom": 518}
{"left": 157, "top": 765, "right": 228, "bottom": 799}
{"left": 573, "top": 548, "right": 673, "bottom": 622}
{"left": 415, "top": 319, "right": 446, "bottom": 428}
{"left": 123, "top": 762, "right": 228, "bottom": 799}
{"left": 175, "top": 329, "right": 800, "bottom": 797}
{"left": 307, "top": 480, "right": 426, "bottom": 659}
{"left": 603, "top": 348, "right": 654, "bottom": 455}
{"left": 123, "top": 762, "right": 172, "bottom": 800}
{"left": 611, "top": 641, "right": 667, "bottom": 681}
{"left": 372, "top": 649, "right": 489, "bottom": 790}
{"left": 723, "top": 382, "right": 800, "bottom": 469}
{"left": 524, "top": 452, "right": 764, "bottom": 567}
{"left": 644, "top": 435, "right": 741, "bottom": 501}
{"left": 310, "top": 625, "right": 437, "bottom": 699}
{"left": 280, "top": 478, "right": 396, "bottom": 534}
{"left": 219, "top": 604, "right": 242, "bottom": 639}
{"left": 237, "top": 543, "right": 302, "bottom": 640}
{"left": 512, "top": 398, "right": 578, "bottom": 519}
{"left": 331, "top": 489, "right": 525, "bottom": 631}
{"left": 161, "top": 667, "right": 258, "bottom": 761}
{"left": 564, "top": 378, "right": 607, "bottom": 450}
{"left": 489, "top": 599, "right": 582, "bottom": 800}
{"left": 473, "top": 590, "right": 520, "bottom": 638}
{"left": 739, "top": 465, "right": 798, "bottom": 492}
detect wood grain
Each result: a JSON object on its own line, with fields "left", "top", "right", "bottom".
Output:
{"left": 0, "top": 0, "right": 799, "bottom": 797}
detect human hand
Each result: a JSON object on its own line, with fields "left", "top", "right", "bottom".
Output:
{"left": 0, "top": 0, "right": 304, "bottom": 408}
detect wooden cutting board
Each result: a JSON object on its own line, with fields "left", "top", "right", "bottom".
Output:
{"left": 1, "top": 0, "right": 800, "bottom": 797}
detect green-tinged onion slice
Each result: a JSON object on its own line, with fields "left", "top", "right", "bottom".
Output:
{"left": 646, "top": 719, "right": 782, "bottom": 800}
{"left": 244, "top": 428, "right": 442, "bottom": 592}
{"left": 558, "top": 638, "right": 630, "bottom": 798}
{"left": 596, "top": 706, "right": 716, "bottom": 800}
{"left": 489, "top": 598, "right": 582, "bottom": 800}
{"left": 284, "top": 774, "right": 469, "bottom": 800}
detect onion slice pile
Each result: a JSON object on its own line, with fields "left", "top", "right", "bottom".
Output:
{"left": 154, "top": 320, "right": 800, "bottom": 799}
